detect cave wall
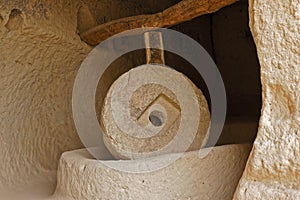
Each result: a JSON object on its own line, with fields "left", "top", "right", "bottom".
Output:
{"left": 0, "top": 0, "right": 88, "bottom": 193}
{"left": 234, "top": 0, "right": 300, "bottom": 198}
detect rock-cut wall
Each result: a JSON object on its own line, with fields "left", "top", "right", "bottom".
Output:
{"left": 234, "top": 0, "right": 300, "bottom": 199}
{"left": 0, "top": 0, "right": 90, "bottom": 193}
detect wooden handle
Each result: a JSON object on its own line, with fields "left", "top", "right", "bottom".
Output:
{"left": 80, "top": 0, "right": 237, "bottom": 46}
{"left": 144, "top": 32, "right": 165, "bottom": 65}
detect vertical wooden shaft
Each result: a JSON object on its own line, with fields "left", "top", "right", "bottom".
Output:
{"left": 144, "top": 31, "right": 165, "bottom": 65}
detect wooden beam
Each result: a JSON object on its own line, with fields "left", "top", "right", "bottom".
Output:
{"left": 80, "top": 0, "right": 238, "bottom": 46}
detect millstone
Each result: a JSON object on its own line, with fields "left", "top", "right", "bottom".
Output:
{"left": 101, "top": 64, "right": 210, "bottom": 159}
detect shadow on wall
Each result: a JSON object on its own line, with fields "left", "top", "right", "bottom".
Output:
{"left": 168, "top": 0, "right": 261, "bottom": 145}
{"left": 97, "top": 0, "right": 262, "bottom": 146}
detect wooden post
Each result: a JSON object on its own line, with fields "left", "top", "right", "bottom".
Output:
{"left": 144, "top": 31, "right": 165, "bottom": 65}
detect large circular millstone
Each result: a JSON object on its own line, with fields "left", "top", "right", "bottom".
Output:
{"left": 101, "top": 64, "right": 210, "bottom": 159}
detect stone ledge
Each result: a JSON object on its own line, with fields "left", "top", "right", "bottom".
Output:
{"left": 53, "top": 144, "right": 251, "bottom": 200}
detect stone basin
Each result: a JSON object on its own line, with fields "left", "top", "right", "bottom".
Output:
{"left": 49, "top": 144, "right": 251, "bottom": 200}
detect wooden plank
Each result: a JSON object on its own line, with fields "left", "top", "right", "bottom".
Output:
{"left": 80, "top": 0, "right": 238, "bottom": 46}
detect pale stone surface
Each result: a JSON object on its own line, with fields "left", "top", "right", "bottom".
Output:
{"left": 234, "top": 0, "right": 300, "bottom": 198}
{"left": 236, "top": 181, "right": 300, "bottom": 199}
{"left": 101, "top": 65, "right": 210, "bottom": 159}
{"left": 0, "top": 0, "right": 89, "bottom": 193}
{"left": 53, "top": 144, "right": 251, "bottom": 200}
